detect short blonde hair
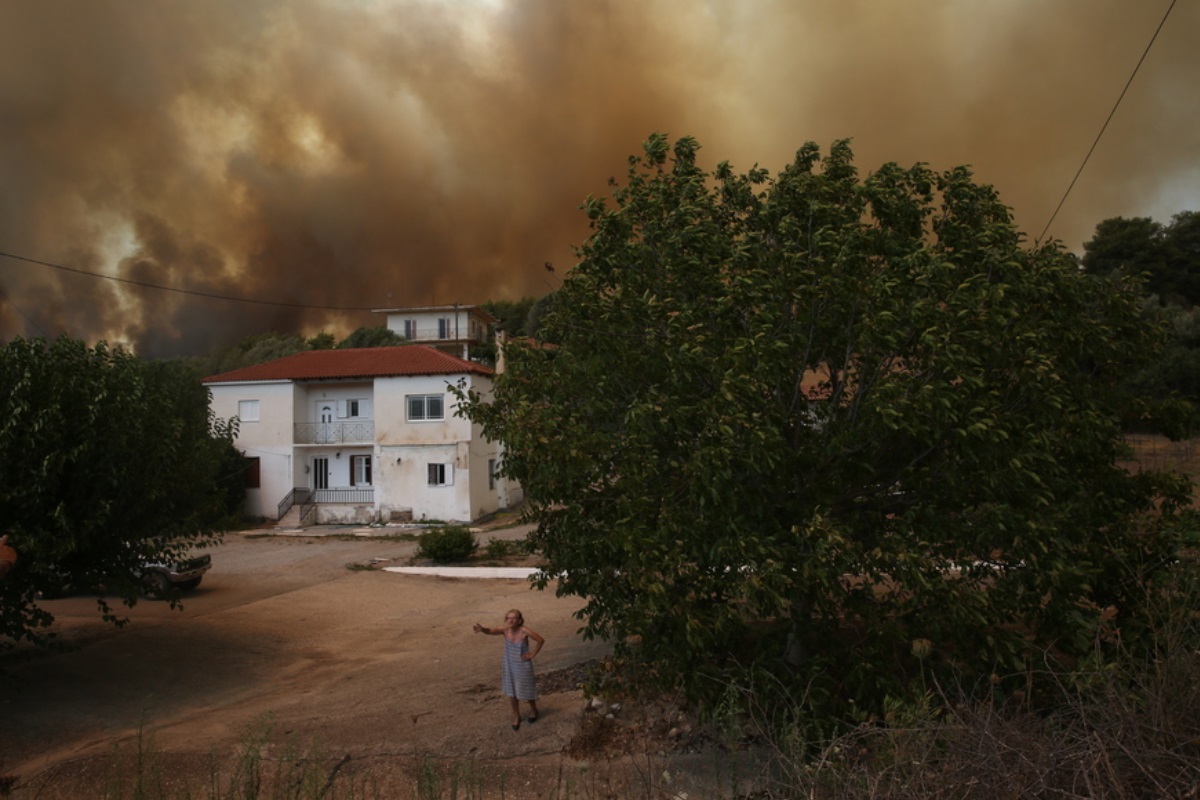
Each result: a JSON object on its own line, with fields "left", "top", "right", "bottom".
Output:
{"left": 506, "top": 609, "right": 524, "bottom": 626}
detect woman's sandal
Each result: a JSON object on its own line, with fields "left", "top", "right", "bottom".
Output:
{"left": 527, "top": 714, "right": 538, "bottom": 724}
{"left": 511, "top": 721, "right": 520, "bottom": 731}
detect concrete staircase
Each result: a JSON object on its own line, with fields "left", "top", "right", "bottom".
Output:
{"left": 275, "top": 505, "right": 306, "bottom": 529}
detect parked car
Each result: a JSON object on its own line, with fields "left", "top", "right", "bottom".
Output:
{"left": 38, "top": 548, "right": 212, "bottom": 600}
{"left": 138, "top": 552, "right": 212, "bottom": 597}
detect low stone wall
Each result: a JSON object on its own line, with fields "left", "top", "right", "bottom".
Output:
{"left": 315, "top": 505, "right": 377, "bottom": 526}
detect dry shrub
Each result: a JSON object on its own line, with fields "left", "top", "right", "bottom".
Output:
{"left": 741, "top": 567, "right": 1200, "bottom": 799}
{"left": 565, "top": 714, "right": 620, "bottom": 760}
{"left": 737, "top": 660, "right": 1200, "bottom": 799}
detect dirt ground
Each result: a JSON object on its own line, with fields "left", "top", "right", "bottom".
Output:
{"left": 0, "top": 522, "right": 763, "bottom": 799}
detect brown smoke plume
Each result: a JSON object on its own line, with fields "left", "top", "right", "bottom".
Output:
{"left": 0, "top": 0, "right": 1194, "bottom": 357}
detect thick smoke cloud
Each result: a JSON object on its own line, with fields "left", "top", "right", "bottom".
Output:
{"left": 0, "top": 0, "right": 1194, "bottom": 357}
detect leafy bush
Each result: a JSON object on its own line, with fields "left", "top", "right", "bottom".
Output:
{"left": 416, "top": 526, "right": 477, "bottom": 563}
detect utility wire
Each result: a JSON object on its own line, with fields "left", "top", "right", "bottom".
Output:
{"left": 1037, "top": 0, "right": 1177, "bottom": 244}
{"left": 0, "top": 280, "right": 51, "bottom": 338}
{"left": 0, "top": 249, "right": 381, "bottom": 312}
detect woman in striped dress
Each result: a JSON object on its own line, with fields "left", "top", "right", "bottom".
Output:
{"left": 474, "top": 609, "right": 545, "bottom": 730}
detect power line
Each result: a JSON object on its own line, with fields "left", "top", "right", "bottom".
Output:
{"left": 1037, "top": 0, "right": 1178, "bottom": 245}
{"left": 0, "top": 281, "right": 51, "bottom": 338}
{"left": 0, "top": 249, "right": 380, "bottom": 312}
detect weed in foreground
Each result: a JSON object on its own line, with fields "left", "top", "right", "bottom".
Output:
{"left": 413, "top": 757, "right": 489, "bottom": 800}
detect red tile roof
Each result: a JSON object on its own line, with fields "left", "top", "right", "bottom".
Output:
{"left": 202, "top": 345, "right": 494, "bottom": 384}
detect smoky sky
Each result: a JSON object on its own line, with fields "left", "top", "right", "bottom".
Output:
{"left": 0, "top": 0, "right": 1195, "bottom": 358}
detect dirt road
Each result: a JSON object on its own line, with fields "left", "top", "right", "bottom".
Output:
{"left": 0, "top": 528, "right": 635, "bottom": 797}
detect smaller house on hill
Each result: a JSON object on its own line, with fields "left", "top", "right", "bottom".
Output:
{"left": 373, "top": 304, "right": 498, "bottom": 361}
{"left": 204, "top": 345, "right": 521, "bottom": 526}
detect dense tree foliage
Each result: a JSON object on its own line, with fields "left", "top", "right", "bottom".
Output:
{"left": 1083, "top": 211, "right": 1200, "bottom": 307}
{"left": 483, "top": 297, "right": 537, "bottom": 338}
{"left": 1120, "top": 300, "right": 1200, "bottom": 433}
{"left": 335, "top": 325, "right": 405, "bottom": 349}
{"left": 0, "top": 337, "right": 242, "bottom": 646}
{"left": 307, "top": 330, "right": 337, "bottom": 350}
{"left": 1082, "top": 213, "right": 1200, "bottom": 433}
{"left": 462, "top": 135, "right": 1192, "bottom": 717}
{"left": 522, "top": 292, "right": 559, "bottom": 342}
{"left": 185, "top": 331, "right": 312, "bottom": 378}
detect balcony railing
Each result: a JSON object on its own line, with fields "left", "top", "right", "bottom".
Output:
{"left": 309, "top": 488, "right": 374, "bottom": 504}
{"left": 293, "top": 421, "right": 375, "bottom": 444}
{"left": 278, "top": 487, "right": 373, "bottom": 523}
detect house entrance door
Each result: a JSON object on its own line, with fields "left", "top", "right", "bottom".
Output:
{"left": 316, "top": 402, "right": 336, "bottom": 444}
{"left": 313, "top": 457, "right": 330, "bottom": 490}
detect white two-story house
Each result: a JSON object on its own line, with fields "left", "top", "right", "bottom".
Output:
{"left": 204, "top": 345, "right": 521, "bottom": 525}
{"left": 374, "top": 304, "right": 498, "bottom": 361}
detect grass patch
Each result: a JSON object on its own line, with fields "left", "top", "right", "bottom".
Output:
{"left": 87, "top": 724, "right": 378, "bottom": 800}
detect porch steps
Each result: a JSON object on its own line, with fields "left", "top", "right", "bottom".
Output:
{"left": 275, "top": 505, "right": 306, "bottom": 529}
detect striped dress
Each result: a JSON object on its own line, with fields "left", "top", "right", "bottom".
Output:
{"left": 501, "top": 635, "right": 537, "bottom": 700}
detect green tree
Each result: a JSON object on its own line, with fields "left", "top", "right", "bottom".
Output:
{"left": 1118, "top": 300, "right": 1200, "bottom": 436}
{"left": 523, "top": 292, "right": 559, "bottom": 341}
{"left": 461, "top": 135, "right": 1190, "bottom": 717}
{"left": 1082, "top": 216, "right": 1164, "bottom": 279}
{"left": 1163, "top": 211, "right": 1200, "bottom": 305}
{"left": 1084, "top": 213, "right": 1200, "bottom": 432}
{"left": 336, "top": 326, "right": 405, "bottom": 349}
{"left": 307, "top": 330, "right": 337, "bottom": 350}
{"left": 1083, "top": 212, "right": 1200, "bottom": 307}
{"left": 484, "top": 298, "right": 537, "bottom": 338}
{"left": 0, "top": 337, "right": 241, "bottom": 646}
{"left": 187, "top": 331, "right": 312, "bottom": 378}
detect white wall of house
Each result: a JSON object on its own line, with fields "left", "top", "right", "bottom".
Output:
{"left": 463, "top": 381, "right": 523, "bottom": 519}
{"left": 467, "top": 438, "right": 513, "bottom": 522}
{"left": 208, "top": 380, "right": 297, "bottom": 521}
{"left": 375, "top": 374, "right": 485, "bottom": 522}
{"left": 374, "top": 375, "right": 471, "bottom": 444}
{"left": 371, "top": 442, "right": 469, "bottom": 522}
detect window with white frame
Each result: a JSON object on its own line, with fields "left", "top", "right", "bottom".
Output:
{"left": 403, "top": 319, "right": 417, "bottom": 339}
{"left": 427, "top": 462, "right": 453, "bottom": 486}
{"left": 338, "top": 398, "right": 366, "bottom": 418}
{"left": 407, "top": 394, "right": 444, "bottom": 421}
{"left": 351, "top": 455, "right": 372, "bottom": 486}
{"left": 437, "top": 317, "right": 451, "bottom": 339}
{"left": 238, "top": 399, "right": 260, "bottom": 422}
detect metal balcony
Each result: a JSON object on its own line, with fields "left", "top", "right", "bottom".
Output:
{"left": 293, "top": 421, "right": 375, "bottom": 445}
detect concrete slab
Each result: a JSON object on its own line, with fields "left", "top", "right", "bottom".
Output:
{"left": 383, "top": 565, "right": 540, "bottom": 579}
